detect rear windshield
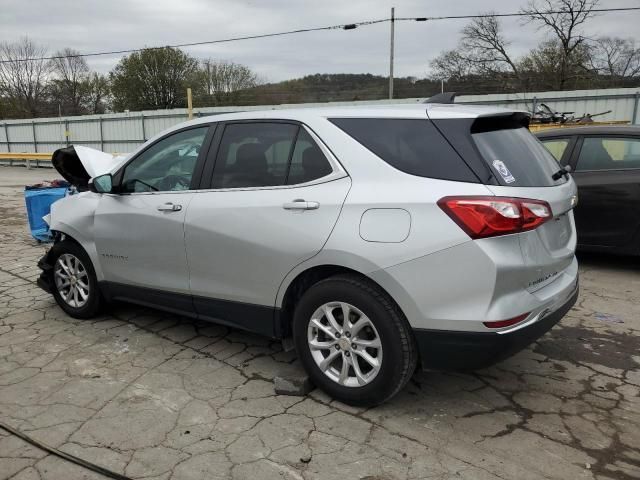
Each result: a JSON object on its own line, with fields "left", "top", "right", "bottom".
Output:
{"left": 329, "top": 118, "right": 478, "bottom": 183}
{"left": 472, "top": 126, "right": 567, "bottom": 187}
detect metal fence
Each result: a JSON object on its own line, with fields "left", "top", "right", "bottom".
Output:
{"left": 458, "top": 87, "right": 640, "bottom": 124}
{"left": 1, "top": 86, "right": 638, "bottom": 166}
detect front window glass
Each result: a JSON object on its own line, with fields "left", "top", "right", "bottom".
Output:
{"left": 121, "top": 127, "right": 208, "bottom": 193}
{"left": 576, "top": 137, "right": 640, "bottom": 171}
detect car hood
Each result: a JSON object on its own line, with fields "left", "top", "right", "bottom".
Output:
{"left": 52, "top": 145, "right": 126, "bottom": 189}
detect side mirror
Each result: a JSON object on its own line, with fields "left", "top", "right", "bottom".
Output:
{"left": 89, "top": 174, "right": 113, "bottom": 194}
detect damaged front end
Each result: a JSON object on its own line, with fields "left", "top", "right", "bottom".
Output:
{"left": 52, "top": 145, "right": 125, "bottom": 190}
{"left": 36, "top": 146, "right": 124, "bottom": 293}
{"left": 36, "top": 232, "right": 66, "bottom": 293}
{"left": 36, "top": 249, "right": 55, "bottom": 293}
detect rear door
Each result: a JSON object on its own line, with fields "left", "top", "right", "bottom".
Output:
{"left": 184, "top": 121, "right": 350, "bottom": 336}
{"left": 568, "top": 135, "right": 640, "bottom": 248}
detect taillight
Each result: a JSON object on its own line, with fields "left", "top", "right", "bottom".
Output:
{"left": 438, "top": 196, "right": 552, "bottom": 239}
{"left": 483, "top": 313, "right": 530, "bottom": 329}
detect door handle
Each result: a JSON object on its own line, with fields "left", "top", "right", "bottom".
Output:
{"left": 157, "top": 202, "right": 182, "bottom": 212}
{"left": 283, "top": 199, "right": 320, "bottom": 211}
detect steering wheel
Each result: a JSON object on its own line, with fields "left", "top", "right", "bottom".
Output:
{"left": 158, "top": 175, "right": 191, "bottom": 191}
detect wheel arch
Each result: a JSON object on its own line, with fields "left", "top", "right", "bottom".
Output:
{"left": 47, "top": 193, "right": 103, "bottom": 279}
{"left": 277, "top": 260, "right": 407, "bottom": 339}
{"left": 48, "top": 226, "right": 103, "bottom": 281}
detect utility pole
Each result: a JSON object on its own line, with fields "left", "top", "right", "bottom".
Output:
{"left": 389, "top": 7, "right": 395, "bottom": 100}
{"left": 187, "top": 88, "right": 193, "bottom": 120}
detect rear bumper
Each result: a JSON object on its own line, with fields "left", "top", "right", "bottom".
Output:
{"left": 414, "top": 282, "right": 579, "bottom": 370}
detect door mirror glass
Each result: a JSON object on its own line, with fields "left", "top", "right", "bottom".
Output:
{"left": 90, "top": 174, "right": 113, "bottom": 193}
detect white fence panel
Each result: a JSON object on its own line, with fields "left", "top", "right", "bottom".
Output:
{"left": 1, "top": 86, "right": 638, "bottom": 164}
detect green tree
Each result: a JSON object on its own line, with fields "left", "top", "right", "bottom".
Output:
{"left": 83, "top": 73, "right": 110, "bottom": 114}
{"left": 519, "top": 40, "right": 591, "bottom": 90}
{"left": 110, "top": 47, "right": 198, "bottom": 111}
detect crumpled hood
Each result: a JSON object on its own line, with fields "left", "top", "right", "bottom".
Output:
{"left": 52, "top": 145, "right": 126, "bottom": 189}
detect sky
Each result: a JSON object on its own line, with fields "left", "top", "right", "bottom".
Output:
{"left": 1, "top": 0, "right": 639, "bottom": 83}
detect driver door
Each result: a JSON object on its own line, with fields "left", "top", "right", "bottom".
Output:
{"left": 94, "top": 125, "right": 212, "bottom": 312}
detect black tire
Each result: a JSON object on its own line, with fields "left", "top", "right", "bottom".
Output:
{"left": 293, "top": 274, "right": 417, "bottom": 406}
{"left": 49, "top": 240, "right": 103, "bottom": 319}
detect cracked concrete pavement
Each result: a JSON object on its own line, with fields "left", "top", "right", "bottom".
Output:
{"left": 0, "top": 167, "right": 638, "bottom": 480}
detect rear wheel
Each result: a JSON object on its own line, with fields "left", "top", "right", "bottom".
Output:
{"left": 50, "top": 240, "right": 102, "bottom": 319}
{"left": 293, "top": 274, "right": 417, "bottom": 406}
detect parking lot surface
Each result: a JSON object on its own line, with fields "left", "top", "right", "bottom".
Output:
{"left": 0, "top": 167, "right": 638, "bottom": 480}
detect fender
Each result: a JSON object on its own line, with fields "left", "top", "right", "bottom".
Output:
{"left": 49, "top": 193, "right": 105, "bottom": 281}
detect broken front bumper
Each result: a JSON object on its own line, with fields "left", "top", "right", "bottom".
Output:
{"left": 36, "top": 251, "right": 54, "bottom": 293}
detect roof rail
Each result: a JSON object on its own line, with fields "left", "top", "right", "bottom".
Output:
{"left": 423, "top": 92, "right": 457, "bottom": 104}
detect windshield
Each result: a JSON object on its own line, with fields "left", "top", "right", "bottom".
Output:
{"left": 472, "top": 126, "right": 567, "bottom": 187}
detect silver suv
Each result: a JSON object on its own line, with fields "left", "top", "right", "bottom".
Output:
{"left": 38, "top": 104, "right": 579, "bottom": 405}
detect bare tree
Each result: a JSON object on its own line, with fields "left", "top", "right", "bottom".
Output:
{"left": 49, "top": 48, "right": 90, "bottom": 115}
{"left": 590, "top": 37, "right": 640, "bottom": 78}
{"left": 0, "top": 37, "right": 51, "bottom": 117}
{"left": 199, "top": 60, "right": 260, "bottom": 105}
{"left": 461, "top": 15, "right": 519, "bottom": 77}
{"left": 429, "top": 13, "right": 520, "bottom": 91}
{"left": 430, "top": 50, "right": 474, "bottom": 81}
{"left": 521, "top": 0, "right": 599, "bottom": 89}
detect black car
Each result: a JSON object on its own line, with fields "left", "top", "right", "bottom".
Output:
{"left": 536, "top": 126, "right": 640, "bottom": 255}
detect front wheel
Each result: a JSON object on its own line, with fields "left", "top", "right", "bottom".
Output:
{"left": 293, "top": 274, "right": 417, "bottom": 406}
{"left": 50, "top": 240, "right": 103, "bottom": 319}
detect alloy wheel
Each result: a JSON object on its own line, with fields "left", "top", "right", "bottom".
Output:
{"left": 307, "top": 301, "right": 383, "bottom": 387}
{"left": 54, "top": 253, "right": 90, "bottom": 308}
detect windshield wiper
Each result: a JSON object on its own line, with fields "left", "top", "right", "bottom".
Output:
{"left": 551, "top": 165, "right": 572, "bottom": 181}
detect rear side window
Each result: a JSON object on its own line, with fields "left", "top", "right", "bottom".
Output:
{"left": 472, "top": 126, "right": 566, "bottom": 187}
{"left": 329, "top": 118, "right": 478, "bottom": 182}
{"left": 576, "top": 137, "right": 640, "bottom": 171}
{"left": 540, "top": 138, "right": 570, "bottom": 164}
{"left": 287, "top": 129, "right": 333, "bottom": 184}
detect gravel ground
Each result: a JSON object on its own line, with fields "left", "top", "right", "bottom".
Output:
{"left": 0, "top": 166, "right": 638, "bottom": 480}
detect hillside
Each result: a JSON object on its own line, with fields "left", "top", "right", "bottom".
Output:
{"left": 224, "top": 74, "right": 443, "bottom": 106}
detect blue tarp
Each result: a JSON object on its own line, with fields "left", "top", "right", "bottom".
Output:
{"left": 24, "top": 185, "right": 69, "bottom": 242}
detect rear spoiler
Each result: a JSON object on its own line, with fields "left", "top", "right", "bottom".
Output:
{"left": 471, "top": 112, "right": 531, "bottom": 132}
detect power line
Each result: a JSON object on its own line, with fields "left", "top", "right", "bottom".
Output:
{"left": 0, "top": 18, "right": 389, "bottom": 63}
{"left": 1, "top": 6, "right": 640, "bottom": 64}
{"left": 396, "top": 6, "right": 640, "bottom": 21}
